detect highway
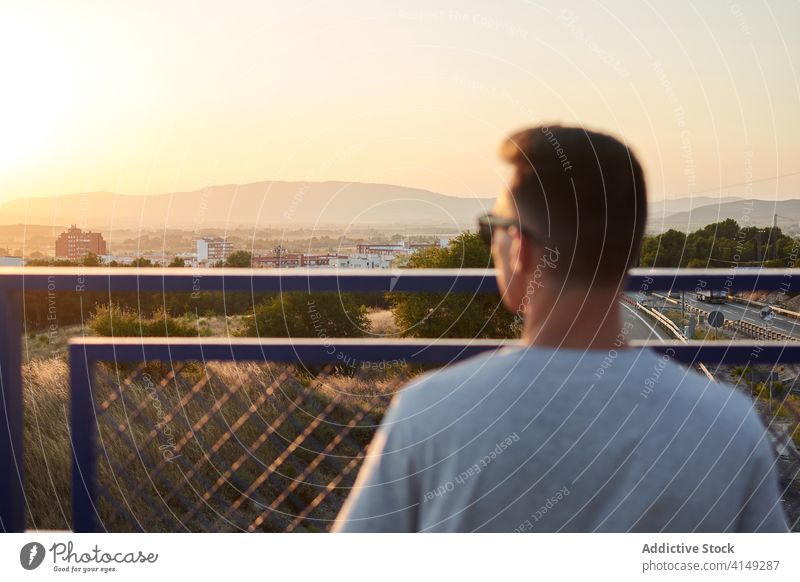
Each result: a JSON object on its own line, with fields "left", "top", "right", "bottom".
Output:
{"left": 665, "top": 293, "right": 800, "bottom": 338}
{"left": 590, "top": 293, "right": 797, "bottom": 344}
{"left": 618, "top": 301, "right": 667, "bottom": 341}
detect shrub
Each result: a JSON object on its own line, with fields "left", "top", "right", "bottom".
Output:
{"left": 240, "top": 292, "right": 370, "bottom": 338}
{"left": 87, "top": 304, "right": 205, "bottom": 337}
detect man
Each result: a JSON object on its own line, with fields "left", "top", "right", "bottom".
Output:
{"left": 333, "top": 125, "right": 788, "bottom": 532}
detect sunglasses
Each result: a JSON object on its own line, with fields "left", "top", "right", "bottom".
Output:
{"left": 477, "top": 213, "right": 539, "bottom": 248}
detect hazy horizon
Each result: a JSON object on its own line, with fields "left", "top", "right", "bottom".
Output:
{"left": 2, "top": 176, "right": 799, "bottom": 206}
{"left": 2, "top": 175, "right": 800, "bottom": 206}
{"left": 2, "top": 1, "right": 799, "bottom": 205}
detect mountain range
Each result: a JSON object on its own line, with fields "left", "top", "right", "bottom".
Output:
{"left": 0, "top": 182, "right": 797, "bottom": 233}
{"left": 650, "top": 197, "right": 800, "bottom": 232}
{"left": 0, "top": 181, "right": 495, "bottom": 230}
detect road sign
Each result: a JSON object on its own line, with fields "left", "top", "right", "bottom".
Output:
{"left": 708, "top": 310, "right": 725, "bottom": 328}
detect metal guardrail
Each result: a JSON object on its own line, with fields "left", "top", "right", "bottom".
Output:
{"left": 620, "top": 295, "right": 715, "bottom": 381}
{"left": 3, "top": 267, "right": 800, "bottom": 531}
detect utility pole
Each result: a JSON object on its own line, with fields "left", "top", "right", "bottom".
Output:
{"left": 681, "top": 290, "right": 685, "bottom": 331}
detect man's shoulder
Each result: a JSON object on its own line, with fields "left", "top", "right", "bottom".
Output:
{"left": 399, "top": 346, "right": 521, "bottom": 399}
{"left": 386, "top": 347, "right": 520, "bottom": 424}
{"left": 394, "top": 345, "right": 766, "bottom": 436}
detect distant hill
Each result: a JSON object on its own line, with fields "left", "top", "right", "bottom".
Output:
{"left": 4, "top": 183, "right": 794, "bottom": 235}
{"left": 0, "top": 181, "right": 495, "bottom": 230}
{"left": 653, "top": 198, "right": 800, "bottom": 232}
{"left": 649, "top": 195, "right": 744, "bottom": 217}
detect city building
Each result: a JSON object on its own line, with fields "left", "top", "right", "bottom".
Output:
{"left": 249, "top": 239, "right": 446, "bottom": 270}
{"left": 196, "top": 237, "right": 233, "bottom": 264}
{"left": 355, "top": 240, "right": 440, "bottom": 256}
{"left": 253, "top": 252, "right": 345, "bottom": 268}
{"left": 55, "top": 225, "right": 107, "bottom": 261}
{"left": 336, "top": 252, "right": 395, "bottom": 269}
{"left": 342, "top": 239, "right": 444, "bottom": 269}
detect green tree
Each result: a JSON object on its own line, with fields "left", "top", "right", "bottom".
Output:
{"left": 639, "top": 229, "right": 686, "bottom": 267}
{"left": 640, "top": 220, "right": 799, "bottom": 268}
{"left": 169, "top": 256, "right": 186, "bottom": 267}
{"left": 130, "top": 257, "right": 153, "bottom": 267}
{"left": 224, "top": 250, "right": 252, "bottom": 267}
{"left": 390, "top": 232, "right": 519, "bottom": 338}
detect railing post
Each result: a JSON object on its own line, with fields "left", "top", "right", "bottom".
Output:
{"left": 70, "top": 343, "right": 99, "bottom": 532}
{"left": 0, "top": 288, "right": 24, "bottom": 532}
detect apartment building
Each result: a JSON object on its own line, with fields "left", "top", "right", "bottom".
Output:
{"left": 196, "top": 237, "right": 233, "bottom": 264}
{"left": 55, "top": 225, "right": 107, "bottom": 261}
{"left": 253, "top": 252, "right": 345, "bottom": 268}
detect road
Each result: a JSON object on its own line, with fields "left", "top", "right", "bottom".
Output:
{"left": 618, "top": 301, "right": 667, "bottom": 341}
{"left": 666, "top": 293, "right": 800, "bottom": 338}
{"left": 585, "top": 294, "right": 797, "bottom": 343}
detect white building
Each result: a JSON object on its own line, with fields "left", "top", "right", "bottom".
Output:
{"left": 336, "top": 252, "right": 395, "bottom": 269}
{"left": 196, "top": 237, "right": 233, "bottom": 264}
{"left": 176, "top": 252, "right": 198, "bottom": 267}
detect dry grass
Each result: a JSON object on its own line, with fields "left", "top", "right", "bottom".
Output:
{"left": 365, "top": 308, "right": 399, "bottom": 336}
{"left": 24, "top": 357, "right": 73, "bottom": 529}
{"left": 23, "top": 355, "right": 418, "bottom": 531}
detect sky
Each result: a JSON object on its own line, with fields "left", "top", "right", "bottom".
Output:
{"left": 1, "top": 0, "right": 799, "bottom": 204}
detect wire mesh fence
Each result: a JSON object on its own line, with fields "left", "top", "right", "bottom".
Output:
{"left": 88, "top": 358, "right": 425, "bottom": 532}
{"left": 73, "top": 343, "right": 800, "bottom": 532}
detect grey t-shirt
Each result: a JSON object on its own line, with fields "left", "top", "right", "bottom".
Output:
{"left": 333, "top": 345, "right": 788, "bottom": 532}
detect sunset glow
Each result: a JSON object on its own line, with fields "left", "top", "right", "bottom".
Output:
{"left": 1, "top": 1, "right": 799, "bottom": 203}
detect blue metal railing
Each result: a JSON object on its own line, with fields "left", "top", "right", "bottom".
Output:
{"left": 2, "top": 266, "right": 800, "bottom": 532}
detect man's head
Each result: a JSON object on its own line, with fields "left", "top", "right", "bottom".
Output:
{"left": 484, "top": 125, "right": 646, "bottom": 313}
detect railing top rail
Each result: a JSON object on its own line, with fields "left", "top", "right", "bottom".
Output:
{"left": 2, "top": 266, "right": 800, "bottom": 292}
{"left": 69, "top": 337, "right": 511, "bottom": 363}
{"left": 70, "top": 336, "right": 510, "bottom": 347}
{"left": 68, "top": 337, "right": 800, "bottom": 365}
{"left": 0, "top": 267, "right": 498, "bottom": 293}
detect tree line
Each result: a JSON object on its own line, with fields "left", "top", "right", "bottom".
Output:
{"left": 639, "top": 219, "right": 798, "bottom": 268}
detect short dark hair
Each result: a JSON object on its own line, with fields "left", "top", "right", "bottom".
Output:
{"left": 500, "top": 125, "right": 647, "bottom": 285}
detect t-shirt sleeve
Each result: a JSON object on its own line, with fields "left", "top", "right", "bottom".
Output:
{"left": 736, "top": 428, "right": 789, "bottom": 532}
{"left": 332, "top": 392, "right": 420, "bottom": 532}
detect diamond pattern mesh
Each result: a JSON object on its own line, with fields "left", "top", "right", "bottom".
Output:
{"left": 90, "top": 359, "right": 420, "bottom": 532}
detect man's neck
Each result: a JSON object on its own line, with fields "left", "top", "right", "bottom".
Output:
{"left": 520, "top": 283, "right": 626, "bottom": 351}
